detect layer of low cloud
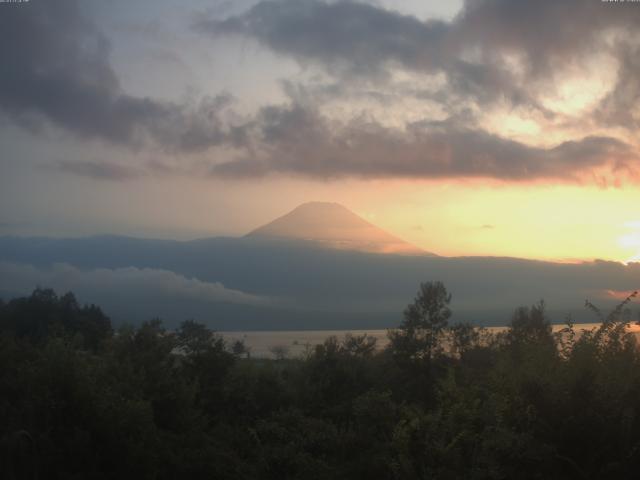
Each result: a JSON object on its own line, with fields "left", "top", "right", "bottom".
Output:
{"left": 0, "top": 262, "right": 273, "bottom": 308}
{"left": 1, "top": 240, "right": 638, "bottom": 328}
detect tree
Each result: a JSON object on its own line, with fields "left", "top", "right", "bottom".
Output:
{"left": 175, "top": 320, "right": 234, "bottom": 417}
{"left": 449, "top": 321, "right": 480, "bottom": 358}
{"left": 231, "top": 339, "right": 250, "bottom": 358}
{"left": 388, "top": 281, "right": 451, "bottom": 368}
{"left": 507, "top": 300, "right": 553, "bottom": 347}
{"left": 176, "top": 319, "right": 216, "bottom": 356}
{"left": 269, "top": 345, "right": 290, "bottom": 360}
{"left": 0, "top": 288, "right": 112, "bottom": 350}
{"left": 342, "top": 333, "right": 377, "bottom": 358}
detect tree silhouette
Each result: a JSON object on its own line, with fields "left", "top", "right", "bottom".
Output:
{"left": 3, "top": 286, "right": 640, "bottom": 478}
{"left": 388, "top": 281, "right": 451, "bottom": 368}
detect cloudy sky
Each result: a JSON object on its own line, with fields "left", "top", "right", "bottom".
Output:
{"left": 2, "top": 0, "right": 640, "bottom": 262}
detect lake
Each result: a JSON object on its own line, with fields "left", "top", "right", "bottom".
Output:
{"left": 220, "top": 322, "right": 640, "bottom": 358}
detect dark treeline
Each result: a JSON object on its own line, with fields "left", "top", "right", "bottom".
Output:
{"left": 1, "top": 283, "right": 640, "bottom": 479}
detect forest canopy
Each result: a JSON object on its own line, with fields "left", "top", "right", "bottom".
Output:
{"left": 1, "top": 284, "right": 640, "bottom": 479}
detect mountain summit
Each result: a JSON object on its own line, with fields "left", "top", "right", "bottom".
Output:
{"left": 246, "top": 202, "right": 429, "bottom": 255}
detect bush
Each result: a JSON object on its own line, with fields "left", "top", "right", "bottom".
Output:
{"left": 1, "top": 286, "right": 640, "bottom": 478}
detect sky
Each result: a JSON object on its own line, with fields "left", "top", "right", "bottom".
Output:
{"left": 2, "top": 0, "right": 640, "bottom": 262}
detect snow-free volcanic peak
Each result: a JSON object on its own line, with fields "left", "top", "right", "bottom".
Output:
{"left": 246, "top": 202, "right": 430, "bottom": 255}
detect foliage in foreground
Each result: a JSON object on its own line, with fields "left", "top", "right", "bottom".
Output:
{"left": 1, "top": 284, "right": 640, "bottom": 479}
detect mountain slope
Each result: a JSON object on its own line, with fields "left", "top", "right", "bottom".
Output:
{"left": 246, "top": 202, "right": 429, "bottom": 255}
{"left": 0, "top": 234, "right": 637, "bottom": 329}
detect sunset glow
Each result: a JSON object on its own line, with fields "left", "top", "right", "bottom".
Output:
{"left": 2, "top": 0, "right": 640, "bottom": 265}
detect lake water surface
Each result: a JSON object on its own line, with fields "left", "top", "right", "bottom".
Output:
{"left": 220, "top": 323, "right": 640, "bottom": 358}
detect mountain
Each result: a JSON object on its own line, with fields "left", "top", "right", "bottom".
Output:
{"left": 246, "top": 202, "right": 429, "bottom": 255}
{"left": 0, "top": 233, "right": 637, "bottom": 329}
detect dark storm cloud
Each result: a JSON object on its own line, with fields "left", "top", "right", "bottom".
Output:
{"left": 190, "top": 0, "right": 640, "bottom": 181}
{"left": 453, "top": 0, "right": 639, "bottom": 75}
{"left": 596, "top": 42, "right": 640, "bottom": 130}
{"left": 196, "top": 0, "right": 449, "bottom": 77}
{"left": 2, "top": 0, "right": 639, "bottom": 183}
{"left": 212, "top": 103, "right": 636, "bottom": 181}
{"left": 198, "top": 0, "right": 640, "bottom": 119}
{"left": 453, "top": 1, "right": 640, "bottom": 127}
{"left": 0, "top": 0, "right": 237, "bottom": 151}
